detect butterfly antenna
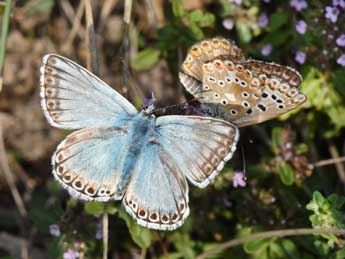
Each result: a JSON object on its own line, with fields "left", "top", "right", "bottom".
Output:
{"left": 119, "top": 56, "right": 144, "bottom": 101}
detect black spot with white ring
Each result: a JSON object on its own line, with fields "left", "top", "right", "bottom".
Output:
{"left": 214, "top": 93, "right": 220, "bottom": 98}
{"left": 242, "top": 101, "right": 250, "bottom": 108}
{"left": 208, "top": 76, "right": 216, "bottom": 82}
{"left": 240, "top": 81, "right": 247, "bottom": 87}
{"left": 242, "top": 92, "right": 249, "bottom": 98}
{"left": 230, "top": 109, "right": 238, "bottom": 115}
{"left": 225, "top": 77, "right": 232, "bottom": 83}
{"left": 218, "top": 80, "right": 225, "bottom": 87}
{"left": 222, "top": 99, "right": 228, "bottom": 105}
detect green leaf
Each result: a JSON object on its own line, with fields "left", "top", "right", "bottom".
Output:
{"left": 132, "top": 48, "right": 161, "bottom": 71}
{"left": 268, "top": 13, "right": 288, "bottom": 31}
{"left": 333, "top": 68, "right": 345, "bottom": 97}
{"left": 280, "top": 239, "right": 300, "bottom": 258}
{"left": 271, "top": 127, "right": 282, "bottom": 154}
{"left": 244, "top": 238, "right": 272, "bottom": 254}
{"left": 278, "top": 162, "right": 295, "bottom": 186}
{"left": 84, "top": 202, "right": 105, "bottom": 215}
{"left": 118, "top": 209, "right": 152, "bottom": 248}
{"left": 269, "top": 242, "right": 285, "bottom": 258}
{"left": 313, "top": 191, "right": 326, "bottom": 208}
{"left": 236, "top": 22, "right": 252, "bottom": 43}
{"left": 188, "top": 10, "right": 215, "bottom": 28}
{"left": 24, "top": 0, "right": 55, "bottom": 16}
{"left": 171, "top": 0, "right": 185, "bottom": 18}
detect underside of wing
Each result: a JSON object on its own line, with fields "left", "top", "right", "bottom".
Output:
{"left": 156, "top": 116, "right": 239, "bottom": 188}
{"left": 181, "top": 37, "right": 244, "bottom": 81}
{"left": 40, "top": 54, "right": 137, "bottom": 129}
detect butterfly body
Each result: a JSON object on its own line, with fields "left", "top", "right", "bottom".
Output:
{"left": 40, "top": 54, "right": 239, "bottom": 231}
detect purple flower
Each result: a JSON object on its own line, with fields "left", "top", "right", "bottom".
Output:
{"left": 223, "top": 18, "right": 234, "bottom": 30}
{"left": 325, "top": 6, "right": 340, "bottom": 23}
{"left": 290, "top": 0, "right": 307, "bottom": 11}
{"left": 95, "top": 221, "right": 103, "bottom": 240}
{"left": 333, "top": 0, "right": 345, "bottom": 8}
{"left": 258, "top": 13, "right": 269, "bottom": 28}
{"left": 233, "top": 171, "right": 246, "bottom": 188}
{"left": 296, "top": 20, "right": 307, "bottom": 34}
{"left": 295, "top": 51, "right": 306, "bottom": 64}
{"left": 336, "top": 34, "right": 345, "bottom": 46}
{"left": 263, "top": 0, "right": 270, "bottom": 3}
{"left": 261, "top": 44, "right": 272, "bottom": 56}
{"left": 337, "top": 54, "right": 345, "bottom": 66}
{"left": 230, "top": 0, "right": 242, "bottom": 4}
{"left": 49, "top": 224, "right": 61, "bottom": 237}
{"left": 63, "top": 249, "right": 80, "bottom": 259}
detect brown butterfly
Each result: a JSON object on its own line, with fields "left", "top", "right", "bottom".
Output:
{"left": 179, "top": 37, "right": 306, "bottom": 127}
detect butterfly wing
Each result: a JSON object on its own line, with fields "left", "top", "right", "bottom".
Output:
{"left": 123, "top": 140, "right": 189, "bottom": 231}
{"left": 123, "top": 115, "right": 239, "bottom": 231}
{"left": 181, "top": 37, "right": 244, "bottom": 81}
{"left": 232, "top": 61, "right": 306, "bottom": 127}
{"left": 156, "top": 115, "right": 239, "bottom": 188}
{"left": 40, "top": 54, "right": 137, "bottom": 129}
{"left": 53, "top": 126, "right": 130, "bottom": 201}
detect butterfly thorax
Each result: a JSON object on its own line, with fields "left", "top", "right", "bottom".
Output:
{"left": 127, "top": 111, "right": 156, "bottom": 153}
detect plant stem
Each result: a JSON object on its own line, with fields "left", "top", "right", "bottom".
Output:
{"left": 84, "top": 0, "right": 99, "bottom": 75}
{"left": 0, "top": 0, "right": 12, "bottom": 92}
{"left": 122, "top": 0, "right": 133, "bottom": 98}
{"left": 195, "top": 228, "right": 345, "bottom": 259}
{"left": 103, "top": 204, "right": 109, "bottom": 259}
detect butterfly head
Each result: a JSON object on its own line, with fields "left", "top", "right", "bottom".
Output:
{"left": 142, "top": 93, "right": 157, "bottom": 116}
{"left": 143, "top": 104, "right": 156, "bottom": 116}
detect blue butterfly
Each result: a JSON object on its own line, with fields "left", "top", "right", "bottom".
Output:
{"left": 40, "top": 54, "right": 239, "bottom": 231}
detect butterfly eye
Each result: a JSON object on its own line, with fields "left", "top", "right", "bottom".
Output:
{"left": 222, "top": 99, "right": 228, "bottom": 105}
